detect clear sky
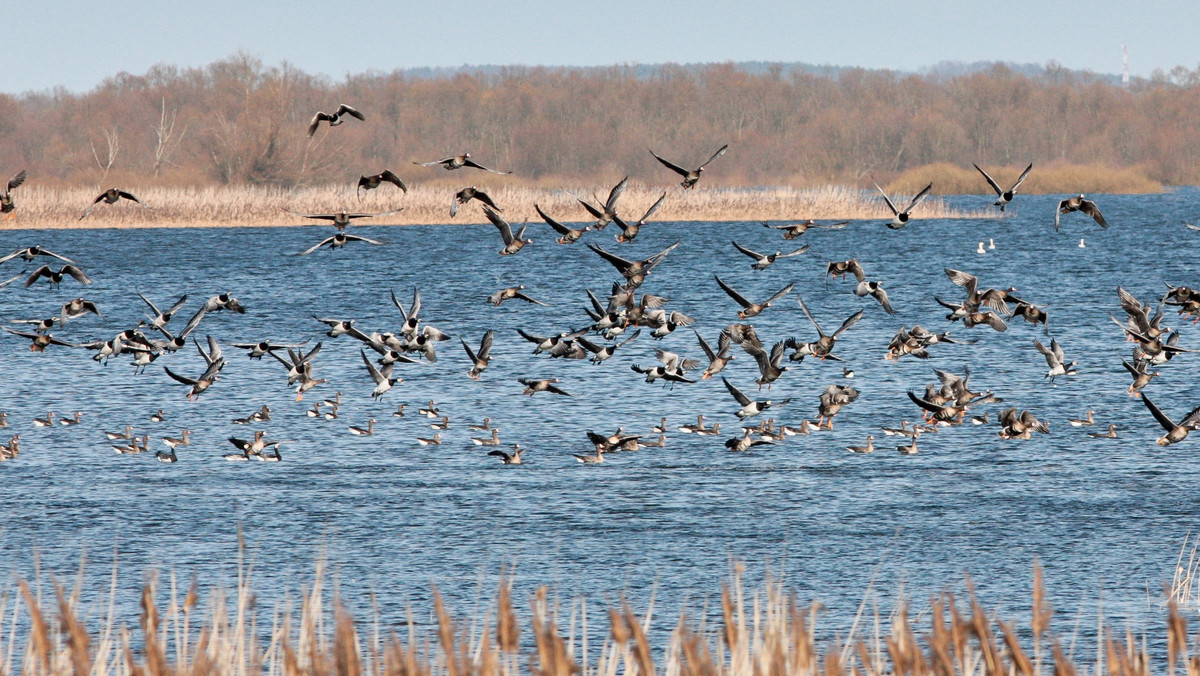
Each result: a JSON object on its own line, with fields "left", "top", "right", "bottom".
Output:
{"left": 6, "top": 0, "right": 1200, "bottom": 94}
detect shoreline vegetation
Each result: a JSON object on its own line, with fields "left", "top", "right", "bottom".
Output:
{"left": 0, "top": 559, "right": 1195, "bottom": 676}
{"left": 1, "top": 182, "right": 996, "bottom": 230}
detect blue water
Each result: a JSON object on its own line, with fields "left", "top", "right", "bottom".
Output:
{"left": 0, "top": 190, "right": 1198, "bottom": 640}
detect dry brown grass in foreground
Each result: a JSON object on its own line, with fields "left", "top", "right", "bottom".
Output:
{"left": 0, "top": 560, "right": 1193, "bottom": 676}
{"left": 0, "top": 182, "right": 990, "bottom": 230}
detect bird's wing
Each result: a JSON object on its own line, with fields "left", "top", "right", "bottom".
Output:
{"left": 944, "top": 268, "right": 978, "bottom": 293}
{"left": 639, "top": 192, "right": 667, "bottom": 224}
{"left": 605, "top": 176, "right": 628, "bottom": 211}
{"left": 1080, "top": 200, "right": 1108, "bottom": 228}
{"left": 577, "top": 198, "right": 604, "bottom": 220}
{"left": 694, "top": 329, "right": 716, "bottom": 361}
{"left": 6, "top": 170, "right": 26, "bottom": 193}
{"left": 513, "top": 291, "right": 549, "bottom": 306}
{"left": 137, "top": 291, "right": 162, "bottom": 317}
{"left": 1054, "top": 199, "right": 1065, "bottom": 231}
{"left": 117, "top": 191, "right": 145, "bottom": 206}
{"left": 535, "top": 204, "right": 571, "bottom": 235}
{"left": 483, "top": 206, "right": 515, "bottom": 244}
{"left": 378, "top": 170, "right": 408, "bottom": 191}
{"left": 973, "top": 164, "right": 1003, "bottom": 196}
{"left": 722, "top": 377, "right": 752, "bottom": 406}
{"left": 904, "top": 183, "right": 933, "bottom": 214}
{"left": 699, "top": 144, "right": 729, "bottom": 169}
{"left": 795, "top": 295, "right": 824, "bottom": 336}
{"left": 874, "top": 182, "right": 899, "bottom": 215}
{"left": 415, "top": 157, "right": 454, "bottom": 167}
{"left": 1141, "top": 395, "right": 1177, "bottom": 432}
{"left": 872, "top": 286, "right": 894, "bottom": 314}
{"left": 298, "top": 236, "right": 336, "bottom": 256}
{"left": 714, "top": 275, "right": 753, "bottom": 308}
{"left": 847, "top": 258, "right": 866, "bottom": 282}
{"left": 162, "top": 366, "right": 197, "bottom": 386}
{"left": 1011, "top": 163, "right": 1034, "bottom": 192}
{"left": 587, "top": 244, "right": 633, "bottom": 272}
{"left": 462, "top": 158, "right": 511, "bottom": 174}
{"left": 649, "top": 150, "right": 688, "bottom": 177}
{"left": 731, "top": 241, "right": 762, "bottom": 260}
{"left": 1180, "top": 405, "right": 1200, "bottom": 430}
{"left": 907, "top": 390, "right": 943, "bottom": 414}
{"left": 777, "top": 245, "right": 811, "bottom": 258}
{"left": 341, "top": 234, "right": 387, "bottom": 246}
{"left": 360, "top": 349, "right": 385, "bottom": 384}
{"left": 831, "top": 309, "right": 865, "bottom": 339}
{"left": 62, "top": 265, "right": 92, "bottom": 284}
{"left": 337, "top": 104, "right": 365, "bottom": 120}
{"left": 23, "top": 265, "right": 51, "bottom": 287}
{"left": 764, "top": 282, "right": 795, "bottom": 306}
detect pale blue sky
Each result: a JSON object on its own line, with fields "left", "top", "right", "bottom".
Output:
{"left": 6, "top": 0, "right": 1200, "bottom": 94}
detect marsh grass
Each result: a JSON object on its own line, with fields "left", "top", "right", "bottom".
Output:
{"left": 886, "top": 163, "right": 1163, "bottom": 196}
{"left": 0, "top": 557, "right": 1193, "bottom": 676}
{"left": 0, "top": 182, "right": 989, "bottom": 231}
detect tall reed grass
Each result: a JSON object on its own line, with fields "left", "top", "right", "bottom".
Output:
{"left": 885, "top": 163, "right": 1163, "bottom": 196}
{"left": 0, "top": 182, "right": 988, "bottom": 230}
{"left": 0, "top": 556, "right": 1193, "bottom": 676}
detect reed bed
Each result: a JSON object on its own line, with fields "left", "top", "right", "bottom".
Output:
{"left": 0, "top": 182, "right": 989, "bottom": 231}
{"left": 0, "top": 558, "right": 1193, "bottom": 676}
{"left": 885, "top": 162, "right": 1164, "bottom": 196}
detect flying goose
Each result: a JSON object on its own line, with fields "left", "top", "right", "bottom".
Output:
{"left": 0, "top": 170, "right": 26, "bottom": 218}
{"left": 461, "top": 330, "right": 494, "bottom": 379}
{"left": 182, "top": 293, "right": 246, "bottom": 336}
{"left": 714, "top": 276, "right": 793, "bottom": 319}
{"left": 973, "top": 163, "right": 1033, "bottom": 211}
{"left": 577, "top": 176, "right": 627, "bottom": 229}
{"left": 451, "top": 186, "right": 502, "bottom": 217}
{"left": 818, "top": 384, "right": 859, "bottom": 429}
{"left": 488, "top": 285, "right": 548, "bottom": 306}
{"left": 0, "top": 245, "right": 75, "bottom": 265}
{"left": 307, "top": 104, "right": 365, "bottom": 136}
{"left": 725, "top": 429, "right": 775, "bottom": 452}
{"left": 1140, "top": 395, "right": 1200, "bottom": 446}
{"left": 576, "top": 329, "right": 640, "bottom": 364}
{"left": 231, "top": 339, "right": 310, "bottom": 360}
{"left": 518, "top": 378, "right": 571, "bottom": 396}
{"left": 80, "top": 188, "right": 148, "bottom": 219}
{"left": 613, "top": 192, "right": 667, "bottom": 243}
{"left": 743, "top": 340, "right": 790, "bottom": 389}
{"left": 763, "top": 219, "right": 849, "bottom": 240}
{"left": 349, "top": 419, "right": 376, "bottom": 436}
{"left": 356, "top": 170, "right": 408, "bottom": 198}
{"left": 2, "top": 326, "right": 77, "bottom": 352}
{"left": 695, "top": 328, "right": 735, "bottom": 379}
{"left": 1055, "top": 195, "right": 1108, "bottom": 230}
{"left": 483, "top": 206, "right": 531, "bottom": 255}
{"left": 722, "top": 377, "right": 789, "bottom": 419}
{"left": 163, "top": 338, "right": 225, "bottom": 400}
{"left": 731, "top": 241, "right": 810, "bottom": 270}
{"left": 285, "top": 208, "right": 401, "bottom": 229}
{"left": 1009, "top": 301, "right": 1050, "bottom": 335}
{"left": 415, "top": 153, "right": 511, "bottom": 174}
{"left": 360, "top": 349, "right": 399, "bottom": 399}
{"left": 649, "top": 144, "right": 728, "bottom": 189}
{"left": 998, "top": 408, "right": 1050, "bottom": 440}
{"left": 874, "top": 182, "right": 932, "bottom": 229}
{"left": 489, "top": 445, "right": 525, "bottom": 464}
{"left": 298, "top": 232, "right": 386, "bottom": 255}
{"left": 587, "top": 240, "right": 680, "bottom": 288}
{"left": 535, "top": 204, "right": 590, "bottom": 244}
{"left": 907, "top": 390, "right": 969, "bottom": 425}
{"left": 1032, "top": 338, "right": 1077, "bottom": 382}
{"left": 1121, "top": 359, "right": 1159, "bottom": 397}
{"left": 631, "top": 350, "right": 699, "bottom": 385}
{"left": 24, "top": 265, "right": 91, "bottom": 287}
{"left": 788, "top": 296, "right": 864, "bottom": 361}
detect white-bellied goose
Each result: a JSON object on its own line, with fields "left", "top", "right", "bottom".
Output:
{"left": 483, "top": 206, "right": 531, "bottom": 255}
{"left": 228, "top": 430, "right": 267, "bottom": 456}
{"left": 694, "top": 423, "right": 721, "bottom": 437}
{"left": 58, "top": 411, "right": 81, "bottom": 426}
{"left": 973, "top": 163, "right": 1032, "bottom": 212}
{"left": 136, "top": 292, "right": 186, "bottom": 333}
{"left": 415, "top": 153, "right": 511, "bottom": 174}
{"left": 488, "top": 285, "right": 548, "bottom": 306}
{"left": 357, "top": 170, "right": 408, "bottom": 198}
{"left": 307, "top": 104, "right": 365, "bottom": 137}
{"left": 451, "top": 186, "right": 502, "bottom": 217}
{"left": 349, "top": 419, "right": 376, "bottom": 436}
{"left": 360, "top": 350, "right": 399, "bottom": 399}
{"left": 649, "top": 144, "right": 728, "bottom": 189}
{"left": 1141, "top": 395, "right": 1200, "bottom": 446}
{"left": 818, "top": 384, "right": 859, "bottom": 429}
{"left": 723, "top": 377, "right": 789, "bottom": 419}
{"left": 715, "top": 275, "right": 793, "bottom": 319}
{"left": 613, "top": 192, "right": 666, "bottom": 243}
{"left": 298, "top": 232, "right": 386, "bottom": 255}
{"left": 1087, "top": 424, "right": 1118, "bottom": 439}
{"left": 695, "top": 328, "right": 734, "bottom": 379}
{"left": 33, "top": 412, "right": 55, "bottom": 427}
{"left": 536, "top": 204, "right": 590, "bottom": 244}
{"left": 573, "top": 448, "right": 604, "bottom": 463}
{"left": 232, "top": 339, "right": 309, "bottom": 360}
{"left": 577, "top": 176, "right": 627, "bottom": 230}
{"left": 113, "top": 435, "right": 150, "bottom": 455}
{"left": 105, "top": 426, "right": 133, "bottom": 441}
{"left": 732, "top": 240, "right": 809, "bottom": 270}
{"left": 1055, "top": 195, "right": 1108, "bottom": 230}
{"left": 0, "top": 245, "right": 75, "bottom": 265}
{"left": 472, "top": 429, "right": 502, "bottom": 446}
{"left": 632, "top": 350, "right": 698, "bottom": 386}
{"left": 415, "top": 434, "right": 442, "bottom": 446}
{"left": 846, "top": 436, "right": 875, "bottom": 454}
{"left": 468, "top": 418, "right": 492, "bottom": 431}
{"left": 516, "top": 328, "right": 588, "bottom": 355}
{"left": 764, "top": 219, "right": 848, "bottom": 240}
{"left": 489, "top": 445, "right": 525, "bottom": 464}
{"left": 875, "top": 182, "right": 932, "bottom": 229}
{"left": 419, "top": 401, "right": 439, "bottom": 418}
{"left": 1032, "top": 338, "right": 1077, "bottom": 382}
{"left": 80, "top": 188, "right": 148, "bottom": 219}
{"left": 577, "top": 329, "right": 640, "bottom": 364}
{"left": 392, "top": 404, "right": 406, "bottom": 418}
{"left": 24, "top": 265, "right": 91, "bottom": 287}
{"left": 518, "top": 378, "right": 571, "bottom": 396}
{"left": 0, "top": 170, "right": 26, "bottom": 218}
{"left": 162, "top": 429, "right": 191, "bottom": 450}
{"left": 896, "top": 432, "right": 920, "bottom": 455}
{"left": 286, "top": 208, "right": 400, "bottom": 229}
{"left": 231, "top": 405, "right": 271, "bottom": 424}
{"left": 58, "top": 298, "right": 101, "bottom": 325}
{"left": 430, "top": 416, "right": 450, "bottom": 430}
{"left": 461, "top": 330, "right": 494, "bottom": 379}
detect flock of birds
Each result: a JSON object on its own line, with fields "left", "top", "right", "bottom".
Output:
{"left": 0, "top": 101, "right": 1198, "bottom": 467}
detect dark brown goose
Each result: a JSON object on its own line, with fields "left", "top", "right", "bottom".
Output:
{"left": 1055, "top": 195, "right": 1108, "bottom": 230}
{"left": 817, "top": 384, "right": 859, "bottom": 430}
{"left": 451, "top": 186, "right": 501, "bottom": 217}
{"left": 1141, "top": 395, "right": 1200, "bottom": 446}
{"left": 483, "top": 206, "right": 531, "bottom": 255}
{"left": 518, "top": 378, "right": 571, "bottom": 396}
{"left": 307, "top": 104, "right": 365, "bottom": 137}
{"left": 2, "top": 326, "right": 76, "bottom": 352}
{"left": 487, "top": 285, "right": 548, "bottom": 306}
{"left": 973, "top": 163, "right": 1032, "bottom": 212}
{"left": 763, "top": 220, "right": 848, "bottom": 240}
{"left": 461, "top": 330, "right": 494, "bottom": 379}
{"left": 415, "top": 153, "right": 511, "bottom": 174}
{"left": 578, "top": 177, "right": 627, "bottom": 230}
{"left": 285, "top": 208, "right": 401, "bottom": 229}
{"left": 649, "top": 144, "right": 728, "bottom": 189}
{"left": 536, "top": 204, "right": 590, "bottom": 244}
{"left": 587, "top": 240, "right": 680, "bottom": 289}
{"left": 0, "top": 170, "right": 26, "bottom": 218}
{"left": 1122, "top": 359, "right": 1160, "bottom": 397}
{"left": 80, "top": 188, "right": 148, "bottom": 220}
{"left": 614, "top": 192, "right": 666, "bottom": 243}
{"left": 788, "top": 296, "right": 864, "bottom": 361}
{"left": 714, "top": 276, "right": 793, "bottom": 319}
{"left": 356, "top": 170, "right": 408, "bottom": 198}
{"left": 24, "top": 265, "right": 91, "bottom": 287}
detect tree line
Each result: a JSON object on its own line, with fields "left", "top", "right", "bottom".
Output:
{"left": 3, "top": 54, "right": 1200, "bottom": 190}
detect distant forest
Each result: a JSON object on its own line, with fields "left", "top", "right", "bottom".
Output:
{"left": 4, "top": 54, "right": 1200, "bottom": 189}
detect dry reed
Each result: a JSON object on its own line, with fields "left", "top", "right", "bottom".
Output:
{"left": 885, "top": 162, "right": 1163, "bottom": 196}
{"left": 0, "top": 556, "right": 1194, "bottom": 676}
{"left": 0, "top": 181, "right": 990, "bottom": 231}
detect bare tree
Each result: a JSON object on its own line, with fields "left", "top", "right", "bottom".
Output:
{"left": 90, "top": 127, "right": 120, "bottom": 188}
{"left": 152, "top": 98, "right": 186, "bottom": 177}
